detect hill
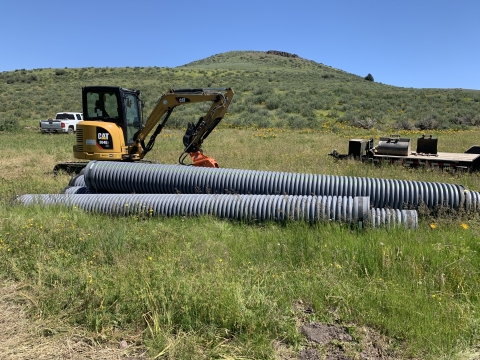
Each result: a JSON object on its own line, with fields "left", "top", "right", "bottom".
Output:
{"left": 0, "top": 50, "right": 479, "bottom": 131}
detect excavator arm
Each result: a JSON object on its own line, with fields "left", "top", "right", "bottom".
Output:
{"left": 129, "top": 88, "right": 234, "bottom": 167}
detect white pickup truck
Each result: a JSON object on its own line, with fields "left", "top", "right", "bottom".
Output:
{"left": 39, "top": 112, "right": 83, "bottom": 134}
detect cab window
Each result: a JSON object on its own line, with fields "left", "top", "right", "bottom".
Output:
{"left": 86, "top": 91, "right": 120, "bottom": 120}
{"left": 125, "top": 93, "right": 140, "bottom": 144}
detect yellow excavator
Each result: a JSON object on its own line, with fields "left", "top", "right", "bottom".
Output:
{"left": 54, "top": 86, "right": 234, "bottom": 173}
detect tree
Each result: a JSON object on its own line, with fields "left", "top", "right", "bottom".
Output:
{"left": 364, "top": 73, "right": 374, "bottom": 82}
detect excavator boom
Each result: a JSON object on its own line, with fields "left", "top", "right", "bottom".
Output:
{"left": 129, "top": 88, "right": 234, "bottom": 165}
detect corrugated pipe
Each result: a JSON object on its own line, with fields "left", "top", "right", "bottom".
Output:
{"left": 15, "top": 194, "right": 418, "bottom": 228}
{"left": 68, "top": 173, "right": 86, "bottom": 187}
{"left": 62, "top": 186, "right": 93, "bottom": 194}
{"left": 82, "top": 161, "right": 472, "bottom": 210}
{"left": 464, "top": 189, "right": 480, "bottom": 212}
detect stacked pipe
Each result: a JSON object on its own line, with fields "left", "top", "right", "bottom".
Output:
{"left": 16, "top": 193, "right": 417, "bottom": 228}
{"left": 16, "top": 161, "right": 425, "bottom": 228}
{"left": 61, "top": 173, "right": 91, "bottom": 194}
{"left": 78, "top": 161, "right": 479, "bottom": 211}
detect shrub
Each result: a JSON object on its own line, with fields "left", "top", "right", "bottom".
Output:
{"left": 265, "top": 95, "right": 281, "bottom": 110}
{"left": 327, "top": 110, "right": 339, "bottom": 119}
{"left": 393, "top": 118, "right": 414, "bottom": 130}
{"left": 275, "top": 108, "right": 287, "bottom": 119}
{"left": 364, "top": 73, "right": 374, "bottom": 82}
{"left": 27, "top": 75, "right": 38, "bottom": 83}
{"left": 225, "top": 116, "right": 247, "bottom": 128}
{"left": 415, "top": 115, "right": 439, "bottom": 130}
{"left": 0, "top": 116, "right": 19, "bottom": 132}
{"left": 250, "top": 113, "right": 271, "bottom": 128}
{"left": 300, "top": 105, "right": 315, "bottom": 118}
{"left": 454, "top": 114, "right": 480, "bottom": 126}
{"left": 473, "top": 115, "right": 480, "bottom": 126}
{"left": 253, "top": 86, "right": 273, "bottom": 96}
{"left": 350, "top": 117, "right": 377, "bottom": 129}
{"left": 280, "top": 99, "right": 301, "bottom": 114}
{"left": 287, "top": 114, "right": 308, "bottom": 129}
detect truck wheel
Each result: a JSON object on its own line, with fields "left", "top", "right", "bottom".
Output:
{"left": 67, "top": 127, "right": 74, "bottom": 135}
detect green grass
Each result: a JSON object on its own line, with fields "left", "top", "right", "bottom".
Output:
{"left": 1, "top": 125, "right": 480, "bottom": 358}
{"left": 1, "top": 51, "right": 480, "bottom": 358}
{"left": 1, "top": 205, "right": 479, "bottom": 358}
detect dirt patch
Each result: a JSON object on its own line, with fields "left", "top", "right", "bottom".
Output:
{"left": 298, "top": 322, "right": 397, "bottom": 360}
{"left": 301, "top": 323, "right": 353, "bottom": 344}
{"left": 0, "top": 281, "right": 148, "bottom": 359}
{"left": 293, "top": 301, "right": 400, "bottom": 360}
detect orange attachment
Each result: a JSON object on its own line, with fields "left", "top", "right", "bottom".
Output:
{"left": 190, "top": 151, "right": 219, "bottom": 168}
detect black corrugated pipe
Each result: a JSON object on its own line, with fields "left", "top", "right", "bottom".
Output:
{"left": 82, "top": 161, "right": 472, "bottom": 210}
{"left": 68, "top": 173, "right": 86, "bottom": 187}
{"left": 62, "top": 186, "right": 93, "bottom": 194}
{"left": 464, "top": 189, "right": 480, "bottom": 212}
{"left": 15, "top": 194, "right": 418, "bottom": 228}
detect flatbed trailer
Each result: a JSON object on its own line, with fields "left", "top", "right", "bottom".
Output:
{"left": 330, "top": 135, "right": 480, "bottom": 172}
{"left": 369, "top": 151, "right": 480, "bottom": 171}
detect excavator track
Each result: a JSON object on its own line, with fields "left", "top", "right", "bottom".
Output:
{"left": 53, "top": 160, "right": 163, "bottom": 175}
{"left": 53, "top": 162, "right": 89, "bottom": 175}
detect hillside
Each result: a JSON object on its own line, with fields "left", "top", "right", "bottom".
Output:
{"left": 0, "top": 50, "right": 479, "bottom": 131}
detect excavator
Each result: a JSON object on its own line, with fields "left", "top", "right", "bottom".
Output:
{"left": 54, "top": 86, "right": 234, "bottom": 174}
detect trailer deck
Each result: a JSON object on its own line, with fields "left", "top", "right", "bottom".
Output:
{"left": 370, "top": 151, "right": 480, "bottom": 170}
{"left": 330, "top": 135, "right": 480, "bottom": 172}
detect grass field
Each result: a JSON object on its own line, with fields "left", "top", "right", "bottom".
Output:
{"left": 2, "top": 50, "right": 480, "bottom": 358}
{"left": 1, "top": 123, "right": 480, "bottom": 359}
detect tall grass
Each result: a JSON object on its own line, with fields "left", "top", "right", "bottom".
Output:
{"left": 1, "top": 206, "right": 479, "bottom": 358}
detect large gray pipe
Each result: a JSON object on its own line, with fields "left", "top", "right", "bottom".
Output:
{"left": 68, "top": 173, "right": 86, "bottom": 187}
{"left": 15, "top": 194, "right": 418, "bottom": 228}
{"left": 62, "top": 186, "right": 93, "bottom": 194}
{"left": 82, "top": 161, "right": 469, "bottom": 210}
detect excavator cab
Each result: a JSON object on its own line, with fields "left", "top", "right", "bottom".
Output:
{"left": 84, "top": 87, "right": 142, "bottom": 142}
{"left": 73, "top": 86, "right": 144, "bottom": 161}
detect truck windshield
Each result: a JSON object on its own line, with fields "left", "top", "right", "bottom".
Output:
{"left": 56, "top": 113, "right": 75, "bottom": 120}
{"left": 85, "top": 91, "right": 120, "bottom": 120}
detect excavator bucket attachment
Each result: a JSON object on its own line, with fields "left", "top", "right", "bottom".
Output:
{"left": 190, "top": 151, "right": 219, "bottom": 168}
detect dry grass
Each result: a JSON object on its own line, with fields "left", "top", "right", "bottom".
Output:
{"left": 0, "top": 281, "right": 148, "bottom": 359}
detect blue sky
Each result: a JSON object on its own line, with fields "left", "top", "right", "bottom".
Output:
{"left": 1, "top": 0, "right": 478, "bottom": 89}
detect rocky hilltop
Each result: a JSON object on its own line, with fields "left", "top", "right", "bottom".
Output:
{"left": 266, "top": 50, "right": 299, "bottom": 58}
